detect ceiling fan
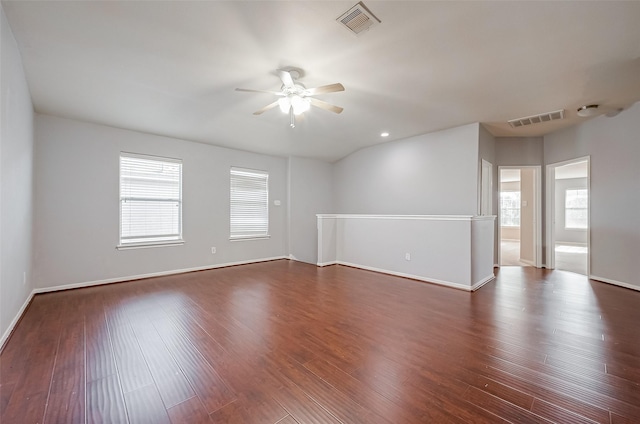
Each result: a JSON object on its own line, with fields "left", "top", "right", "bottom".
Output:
{"left": 236, "top": 68, "right": 345, "bottom": 128}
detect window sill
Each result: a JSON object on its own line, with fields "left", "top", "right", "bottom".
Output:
{"left": 229, "top": 235, "right": 271, "bottom": 242}
{"left": 117, "top": 240, "right": 184, "bottom": 250}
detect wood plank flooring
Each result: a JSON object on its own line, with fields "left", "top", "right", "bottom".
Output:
{"left": 1, "top": 260, "right": 639, "bottom": 423}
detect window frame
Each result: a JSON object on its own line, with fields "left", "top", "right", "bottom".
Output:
{"left": 564, "top": 188, "right": 588, "bottom": 230}
{"left": 229, "top": 167, "right": 270, "bottom": 241}
{"left": 117, "top": 152, "right": 184, "bottom": 250}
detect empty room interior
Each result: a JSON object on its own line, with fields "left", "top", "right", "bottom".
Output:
{"left": 2, "top": 2, "right": 640, "bottom": 423}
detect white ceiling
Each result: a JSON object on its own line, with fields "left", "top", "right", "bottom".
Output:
{"left": 3, "top": 1, "right": 640, "bottom": 162}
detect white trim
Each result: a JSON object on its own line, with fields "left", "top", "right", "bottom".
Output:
{"left": 535, "top": 166, "right": 542, "bottom": 267}
{"left": 316, "top": 214, "right": 487, "bottom": 221}
{"left": 589, "top": 275, "right": 640, "bottom": 292}
{"left": 555, "top": 241, "right": 587, "bottom": 247}
{"left": 229, "top": 235, "right": 271, "bottom": 241}
{"left": 471, "top": 216, "right": 496, "bottom": 222}
{"left": 117, "top": 240, "right": 184, "bottom": 250}
{"left": 33, "top": 256, "right": 287, "bottom": 294}
{"left": 471, "top": 274, "right": 496, "bottom": 291}
{"left": 331, "top": 261, "right": 493, "bottom": 292}
{"left": 121, "top": 151, "right": 182, "bottom": 164}
{"left": 546, "top": 156, "right": 591, "bottom": 273}
{"left": 0, "top": 290, "right": 35, "bottom": 351}
{"left": 317, "top": 261, "right": 338, "bottom": 267}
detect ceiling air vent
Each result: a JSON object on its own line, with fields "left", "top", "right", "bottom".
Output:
{"left": 337, "top": 2, "right": 381, "bottom": 35}
{"left": 508, "top": 109, "right": 565, "bottom": 128}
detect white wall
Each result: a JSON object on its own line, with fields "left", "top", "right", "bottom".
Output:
{"left": 33, "top": 114, "right": 288, "bottom": 289}
{"left": 317, "top": 215, "right": 495, "bottom": 291}
{"left": 0, "top": 5, "right": 35, "bottom": 344}
{"left": 288, "top": 156, "right": 333, "bottom": 264}
{"left": 495, "top": 137, "right": 544, "bottom": 166}
{"left": 333, "top": 123, "right": 480, "bottom": 215}
{"left": 544, "top": 103, "right": 640, "bottom": 289}
{"left": 501, "top": 227, "right": 520, "bottom": 241}
{"left": 554, "top": 177, "right": 588, "bottom": 244}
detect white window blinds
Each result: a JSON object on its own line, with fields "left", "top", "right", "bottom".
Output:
{"left": 119, "top": 153, "right": 182, "bottom": 246}
{"left": 230, "top": 167, "right": 269, "bottom": 239}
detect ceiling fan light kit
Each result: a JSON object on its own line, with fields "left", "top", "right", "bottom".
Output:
{"left": 279, "top": 95, "right": 310, "bottom": 115}
{"left": 236, "top": 68, "right": 344, "bottom": 128}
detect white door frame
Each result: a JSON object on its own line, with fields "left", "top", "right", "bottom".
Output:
{"left": 497, "top": 165, "right": 542, "bottom": 268}
{"left": 545, "top": 156, "right": 591, "bottom": 273}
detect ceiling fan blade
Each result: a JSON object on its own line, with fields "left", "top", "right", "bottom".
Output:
{"left": 308, "top": 97, "right": 344, "bottom": 114}
{"left": 277, "top": 69, "right": 295, "bottom": 89}
{"left": 253, "top": 101, "right": 280, "bottom": 115}
{"left": 305, "top": 83, "right": 345, "bottom": 96}
{"left": 235, "top": 88, "right": 283, "bottom": 96}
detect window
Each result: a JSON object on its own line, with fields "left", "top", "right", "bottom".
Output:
{"left": 230, "top": 167, "right": 269, "bottom": 239}
{"left": 119, "top": 153, "right": 182, "bottom": 247}
{"left": 500, "top": 191, "right": 520, "bottom": 227}
{"left": 565, "top": 188, "right": 588, "bottom": 229}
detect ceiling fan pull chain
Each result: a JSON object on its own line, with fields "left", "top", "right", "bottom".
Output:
{"left": 290, "top": 108, "right": 295, "bottom": 128}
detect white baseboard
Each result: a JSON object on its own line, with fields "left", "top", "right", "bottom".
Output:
{"left": 0, "top": 290, "right": 35, "bottom": 352}
{"left": 335, "top": 261, "right": 479, "bottom": 291}
{"left": 471, "top": 274, "right": 496, "bottom": 291}
{"left": 319, "top": 260, "right": 494, "bottom": 291}
{"left": 589, "top": 275, "right": 639, "bottom": 292}
{"left": 33, "top": 256, "right": 288, "bottom": 294}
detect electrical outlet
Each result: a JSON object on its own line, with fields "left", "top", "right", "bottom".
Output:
{"left": 211, "top": 247, "right": 216, "bottom": 254}
{"left": 405, "top": 253, "right": 411, "bottom": 261}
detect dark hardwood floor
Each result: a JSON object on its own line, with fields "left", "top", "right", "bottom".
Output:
{"left": 1, "top": 260, "right": 639, "bottom": 423}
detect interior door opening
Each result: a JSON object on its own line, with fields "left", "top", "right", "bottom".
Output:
{"left": 499, "top": 169, "right": 524, "bottom": 266}
{"left": 498, "top": 166, "right": 541, "bottom": 268}
{"left": 550, "top": 159, "right": 589, "bottom": 275}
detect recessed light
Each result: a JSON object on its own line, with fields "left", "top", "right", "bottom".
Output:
{"left": 380, "top": 132, "right": 389, "bottom": 137}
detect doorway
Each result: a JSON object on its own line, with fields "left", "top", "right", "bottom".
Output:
{"left": 498, "top": 166, "right": 542, "bottom": 267}
{"left": 547, "top": 158, "right": 589, "bottom": 275}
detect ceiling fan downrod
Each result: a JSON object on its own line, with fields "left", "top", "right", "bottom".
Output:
{"left": 290, "top": 108, "right": 295, "bottom": 128}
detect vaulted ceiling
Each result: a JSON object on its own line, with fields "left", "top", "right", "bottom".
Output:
{"left": 3, "top": 1, "right": 640, "bottom": 162}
